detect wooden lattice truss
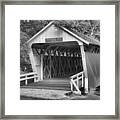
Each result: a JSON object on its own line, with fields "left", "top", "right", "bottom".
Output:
{"left": 32, "top": 41, "right": 83, "bottom": 79}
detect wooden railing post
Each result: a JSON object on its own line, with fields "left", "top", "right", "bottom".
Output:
{"left": 70, "top": 81, "right": 73, "bottom": 91}
{"left": 34, "top": 74, "right": 37, "bottom": 82}
{"left": 70, "top": 71, "right": 84, "bottom": 95}
{"left": 77, "top": 76, "right": 79, "bottom": 89}
{"left": 20, "top": 72, "right": 38, "bottom": 85}
{"left": 82, "top": 73, "right": 83, "bottom": 87}
{"left": 25, "top": 75, "right": 27, "bottom": 85}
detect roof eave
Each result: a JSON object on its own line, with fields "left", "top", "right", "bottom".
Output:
{"left": 59, "top": 26, "right": 90, "bottom": 45}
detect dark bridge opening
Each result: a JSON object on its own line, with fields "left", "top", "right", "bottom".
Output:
{"left": 32, "top": 41, "right": 83, "bottom": 80}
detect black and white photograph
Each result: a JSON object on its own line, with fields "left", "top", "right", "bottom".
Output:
{"left": 20, "top": 20, "right": 100, "bottom": 100}
{"left": 2, "top": 2, "right": 117, "bottom": 117}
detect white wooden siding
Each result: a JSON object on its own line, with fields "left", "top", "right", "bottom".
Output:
{"left": 28, "top": 24, "right": 83, "bottom": 48}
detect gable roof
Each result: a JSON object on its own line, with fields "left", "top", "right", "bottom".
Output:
{"left": 60, "top": 26, "right": 100, "bottom": 46}
{"left": 27, "top": 21, "right": 100, "bottom": 46}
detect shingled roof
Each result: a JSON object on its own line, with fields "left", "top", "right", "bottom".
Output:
{"left": 27, "top": 21, "right": 100, "bottom": 46}
{"left": 60, "top": 26, "right": 100, "bottom": 46}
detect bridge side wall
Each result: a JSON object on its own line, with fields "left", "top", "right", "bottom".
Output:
{"left": 85, "top": 52, "right": 100, "bottom": 90}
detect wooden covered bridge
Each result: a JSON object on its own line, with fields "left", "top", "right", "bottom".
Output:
{"left": 20, "top": 21, "right": 100, "bottom": 94}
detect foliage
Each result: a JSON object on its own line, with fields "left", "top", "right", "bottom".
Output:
{"left": 20, "top": 31, "right": 32, "bottom": 73}
{"left": 54, "top": 20, "right": 100, "bottom": 40}
{"left": 20, "top": 20, "right": 51, "bottom": 38}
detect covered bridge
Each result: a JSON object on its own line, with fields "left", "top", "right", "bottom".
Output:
{"left": 26, "top": 21, "right": 100, "bottom": 93}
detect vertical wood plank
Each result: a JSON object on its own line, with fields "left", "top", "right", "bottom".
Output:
{"left": 25, "top": 75, "right": 27, "bottom": 85}
{"left": 80, "top": 45, "right": 88, "bottom": 93}
{"left": 28, "top": 49, "right": 37, "bottom": 73}
{"left": 77, "top": 76, "right": 79, "bottom": 88}
{"left": 70, "top": 81, "right": 73, "bottom": 91}
{"left": 82, "top": 73, "right": 83, "bottom": 87}
{"left": 49, "top": 54, "right": 52, "bottom": 79}
{"left": 34, "top": 75, "right": 37, "bottom": 82}
{"left": 40, "top": 54, "right": 43, "bottom": 80}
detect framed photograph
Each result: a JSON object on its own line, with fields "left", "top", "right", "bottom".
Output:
{"left": 0, "top": 0, "right": 119, "bottom": 119}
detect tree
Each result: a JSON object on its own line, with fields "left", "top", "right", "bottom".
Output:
{"left": 54, "top": 20, "right": 100, "bottom": 40}
{"left": 20, "top": 20, "right": 51, "bottom": 38}
{"left": 20, "top": 31, "right": 31, "bottom": 73}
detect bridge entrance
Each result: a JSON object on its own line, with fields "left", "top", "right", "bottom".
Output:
{"left": 32, "top": 41, "right": 83, "bottom": 80}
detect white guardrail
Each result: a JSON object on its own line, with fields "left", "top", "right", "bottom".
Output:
{"left": 20, "top": 72, "right": 38, "bottom": 85}
{"left": 70, "top": 71, "right": 84, "bottom": 94}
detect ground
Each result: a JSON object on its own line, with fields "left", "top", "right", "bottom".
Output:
{"left": 20, "top": 88, "right": 100, "bottom": 100}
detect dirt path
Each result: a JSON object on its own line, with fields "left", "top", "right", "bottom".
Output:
{"left": 20, "top": 88, "right": 100, "bottom": 100}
